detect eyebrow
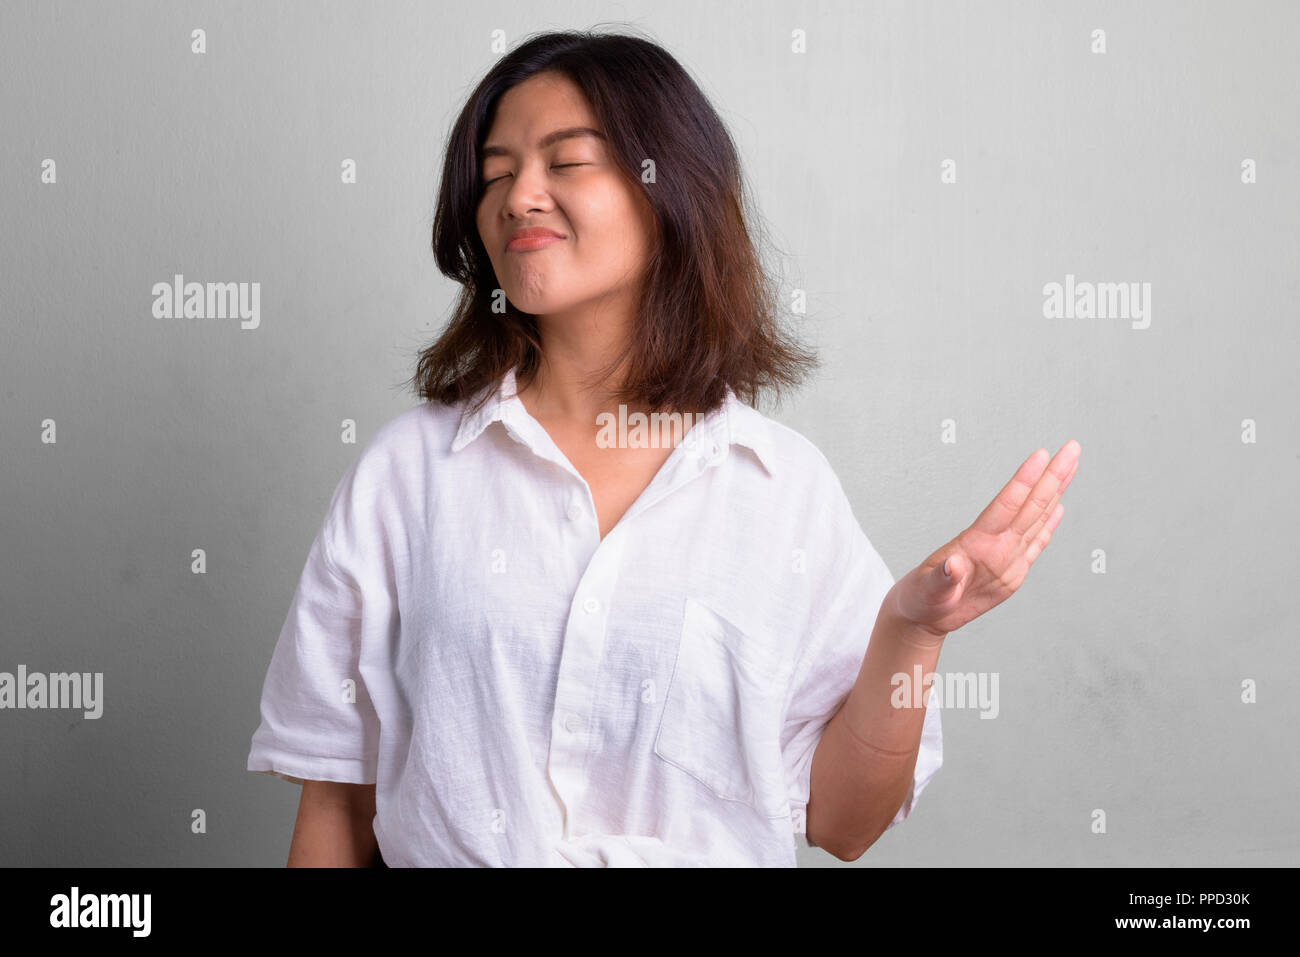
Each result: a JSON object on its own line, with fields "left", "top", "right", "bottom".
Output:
{"left": 480, "top": 126, "right": 606, "bottom": 163}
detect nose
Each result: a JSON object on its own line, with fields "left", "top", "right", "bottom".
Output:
{"left": 499, "top": 160, "right": 555, "bottom": 219}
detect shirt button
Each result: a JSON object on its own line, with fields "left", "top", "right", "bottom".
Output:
{"left": 582, "top": 597, "right": 600, "bottom": 614}
{"left": 565, "top": 501, "right": 582, "bottom": 521}
{"left": 563, "top": 713, "right": 584, "bottom": 733}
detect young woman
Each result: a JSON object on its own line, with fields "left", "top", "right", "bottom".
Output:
{"left": 247, "top": 29, "right": 1079, "bottom": 867}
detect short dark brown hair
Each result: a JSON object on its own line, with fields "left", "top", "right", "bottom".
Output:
{"left": 407, "top": 27, "right": 817, "bottom": 416}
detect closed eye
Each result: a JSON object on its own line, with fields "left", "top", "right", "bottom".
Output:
{"left": 483, "top": 163, "right": 588, "bottom": 187}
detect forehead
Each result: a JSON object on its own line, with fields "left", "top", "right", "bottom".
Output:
{"left": 483, "top": 73, "right": 600, "bottom": 145}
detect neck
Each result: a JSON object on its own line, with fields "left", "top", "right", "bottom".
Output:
{"left": 517, "top": 301, "right": 638, "bottom": 426}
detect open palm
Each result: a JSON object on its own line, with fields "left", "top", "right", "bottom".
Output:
{"left": 892, "top": 440, "right": 1081, "bottom": 638}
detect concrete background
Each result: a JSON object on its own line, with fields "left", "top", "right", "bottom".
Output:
{"left": 1, "top": 0, "right": 1296, "bottom": 866}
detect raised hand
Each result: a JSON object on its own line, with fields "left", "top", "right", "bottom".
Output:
{"left": 890, "top": 440, "right": 1081, "bottom": 639}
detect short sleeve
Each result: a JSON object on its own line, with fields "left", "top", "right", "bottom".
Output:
{"left": 246, "top": 463, "right": 383, "bottom": 786}
{"left": 780, "top": 468, "right": 943, "bottom": 841}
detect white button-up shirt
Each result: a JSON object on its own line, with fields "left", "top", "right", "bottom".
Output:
{"left": 247, "top": 366, "right": 942, "bottom": 866}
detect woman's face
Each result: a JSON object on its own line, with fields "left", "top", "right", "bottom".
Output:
{"left": 475, "top": 72, "right": 657, "bottom": 320}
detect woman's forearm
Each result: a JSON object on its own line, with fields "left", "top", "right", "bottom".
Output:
{"left": 805, "top": 585, "right": 945, "bottom": 860}
{"left": 287, "top": 780, "right": 381, "bottom": 867}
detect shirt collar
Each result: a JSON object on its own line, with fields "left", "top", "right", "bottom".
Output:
{"left": 449, "top": 365, "right": 777, "bottom": 477}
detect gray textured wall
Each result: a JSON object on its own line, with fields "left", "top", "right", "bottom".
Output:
{"left": 2, "top": 0, "right": 1296, "bottom": 867}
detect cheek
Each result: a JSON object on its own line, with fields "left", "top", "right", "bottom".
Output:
{"left": 570, "top": 185, "right": 651, "bottom": 261}
{"left": 476, "top": 208, "right": 503, "bottom": 268}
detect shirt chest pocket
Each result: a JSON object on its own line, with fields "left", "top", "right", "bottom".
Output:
{"left": 653, "top": 597, "right": 795, "bottom": 820}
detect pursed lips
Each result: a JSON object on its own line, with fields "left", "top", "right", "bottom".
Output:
{"left": 506, "top": 227, "right": 566, "bottom": 253}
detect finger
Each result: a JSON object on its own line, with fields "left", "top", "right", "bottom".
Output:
{"left": 1025, "top": 502, "right": 1064, "bottom": 565}
{"left": 969, "top": 448, "right": 1053, "bottom": 535}
{"left": 1060, "top": 455, "right": 1080, "bottom": 494}
{"left": 1011, "top": 440, "right": 1080, "bottom": 539}
{"left": 1020, "top": 455, "right": 1079, "bottom": 545}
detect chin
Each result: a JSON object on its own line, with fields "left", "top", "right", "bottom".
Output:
{"left": 506, "top": 289, "right": 582, "bottom": 317}
{"left": 505, "top": 293, "right": 550, "bottom": 315}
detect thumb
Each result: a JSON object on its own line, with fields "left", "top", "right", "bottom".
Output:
{"left": 936, "top": 554, "right": 964, "bottom": 594}
{"left": 894, "top": 555, "right": 962, "bottom": 625}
